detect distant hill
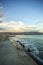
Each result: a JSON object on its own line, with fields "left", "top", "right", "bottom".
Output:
{"left": 10, "top": 32, "right": 43, "bottom": 35}
{"left": 0, "top": 31, "right": 43, "bottom": 35}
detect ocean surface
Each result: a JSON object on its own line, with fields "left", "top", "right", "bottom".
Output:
{"left": 16, "top": 35, "right": 43, "bottom": 62}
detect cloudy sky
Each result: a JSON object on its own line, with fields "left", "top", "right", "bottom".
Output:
{"left": 0, "top": 0, "right": 43, "bottom": 32}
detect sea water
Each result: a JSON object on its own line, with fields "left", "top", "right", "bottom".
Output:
{"left": 16, "top": 35, "right": 43, "bottom": 62}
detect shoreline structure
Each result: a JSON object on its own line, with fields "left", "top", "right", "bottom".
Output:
{"left": 9, "top": 36, "right": 43, "bottom": 65}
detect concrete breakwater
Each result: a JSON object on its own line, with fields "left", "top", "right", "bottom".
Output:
{"left": 9, "top": 36, "right": 43, "bottom": 65}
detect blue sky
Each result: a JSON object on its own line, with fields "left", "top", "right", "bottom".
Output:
{"left": 0, "top": 0, "right": 43, "bottom": 32}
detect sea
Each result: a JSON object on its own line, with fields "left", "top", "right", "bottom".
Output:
{"left": 16, "top": 35, "right": 43, "bottom": 62}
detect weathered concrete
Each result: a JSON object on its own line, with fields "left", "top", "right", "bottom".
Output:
{"left": 0, "top": 41, "right": 37, "bottom": 65}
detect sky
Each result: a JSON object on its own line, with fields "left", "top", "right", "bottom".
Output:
{"left": 0, "top": 0, "right": 43, "bottom": 32}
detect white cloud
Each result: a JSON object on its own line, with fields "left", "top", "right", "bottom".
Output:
{"left": 27, "top": 25, "right": 37, "bottom": 31}
{"left": 0, "top": 21, "right": 41, "bottom": 32}
{"left": 28, "top": 25, "right": 35, "bottom": 27}
{"left": 39, "top": 29, "right": 43, "bottom": 33}
{"left": 0, "top": 21, "right": 27, "bottom": 32}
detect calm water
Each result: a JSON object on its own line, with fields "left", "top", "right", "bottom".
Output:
{"left": 16, "top": 35, "right": 43, "bottom": 61}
